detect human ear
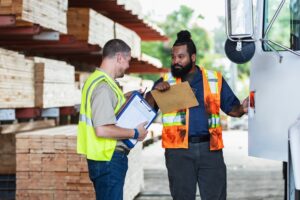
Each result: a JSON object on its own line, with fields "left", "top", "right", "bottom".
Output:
{"left": 191, "top": 54, "right": 196, "bottom": 62}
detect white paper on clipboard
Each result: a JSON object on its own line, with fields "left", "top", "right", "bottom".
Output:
{"left": 116, "top": 92, "right": 157, "bottom": 148}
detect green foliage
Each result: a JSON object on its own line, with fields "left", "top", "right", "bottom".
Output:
{"left": 237, "top": 62, "right": 250, "bottom": 77}
{"left": 141, "top": 5, "right": 212, "bottom": 70}
{"left": 140, "top": 5, "right": 250, "bottom": 82}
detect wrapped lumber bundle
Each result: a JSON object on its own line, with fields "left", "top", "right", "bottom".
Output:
{"left": 34, "top": 57, "right": 81, "bottom": 108}
{"left": 67, "top": 8, "right": 114, "bottom": 48}
{"left": 115, "top": 23, "right": 142, "bottom": 59}
{"left": 0, "top": 48, "right": 35, "bottom": 108}
{"left": 15, "top": 125, "right": 144, "bottom": 200}
{"left": 0, "top": 0, "right": 68, "bottom": 33}
{"left": 115, "top": 23, "right": 141, "bottom": 59}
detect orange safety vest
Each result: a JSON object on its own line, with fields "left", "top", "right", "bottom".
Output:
{"left": 161, "top": 67, "right": 223, "bottom": 150}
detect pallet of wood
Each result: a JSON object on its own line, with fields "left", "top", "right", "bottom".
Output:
{"left": 67, "top": 8, "right": 114, "bottom": 48}
{"left": 33, "top": 57, "right": 81, "bottom": 108}
{"left": 0, "top": 134, "right": 16, "bottom": 174}
{"left": 115, "top": 23, "right": 141, "bottom": 59}
{"left": 15, "top": 125, "right": 144, "bottom": 200}
{"left": 0, "top": 48, "right": 35, "bottom": 109}
{"left": 15, "top": 125, "right": 94, "bottom": 200}
{"left": 0, "top": 0, "right": 68, "bottom": 33}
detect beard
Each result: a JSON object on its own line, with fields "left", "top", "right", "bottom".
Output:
{"left": 171, "top": 60, "right": 193, "bottom": 78}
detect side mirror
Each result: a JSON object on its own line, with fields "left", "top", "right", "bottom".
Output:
{"left": 225, "top": 0, "right": 255, "bottom": 64}
{"left": 225, "top": 0, "right": 254, "bottom": 39}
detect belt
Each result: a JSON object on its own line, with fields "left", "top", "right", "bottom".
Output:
{"left": 189, "top": 135, "right": 210, "bottom": 143}
{"left": 114, "top": 146, "right": 130, "bottom": 155}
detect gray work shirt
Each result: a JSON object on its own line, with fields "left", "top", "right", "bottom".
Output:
{"left": 91, "top": 69, "right": 129, "bottom": 149}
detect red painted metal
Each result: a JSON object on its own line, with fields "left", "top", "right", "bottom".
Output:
{"left": 16, "top": 108, "right": 41, "bottom": 119}
{"left": 0, "top": 15, "right": 16, "bottom": 27}
{"left": 60, "top": 107, "right": 76, "bottom": 116}
{"left": 0, "top": 25, "right": 41, "bottom": 36}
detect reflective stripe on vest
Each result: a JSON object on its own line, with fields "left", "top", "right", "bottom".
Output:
{"left": 203, "top": 69, "right": 219, "bottom": 94}
{"left": 202, "top": 67, "right": 223, "bottom": 150}
{"left": 203, "top": 69, "right": 221, "bottom": 128}
{"left": 162, "top": 112, "right": 186, "bottom": 126}
{"left": 161, "top": 73, "right": 189, "bottom": 148}
{"left": 77, "top": 70, "right": 125, "bottom": 161}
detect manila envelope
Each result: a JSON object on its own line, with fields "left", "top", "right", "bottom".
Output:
{"left": 151, "top": 82, "right": 199, "bottom": 114}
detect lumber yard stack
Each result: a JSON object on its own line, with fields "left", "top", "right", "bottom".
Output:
{"left": 34, "top": 57, "right": 80, "bottom": 108}
{"left": 15, "top": 126, "right": 143, "bottom": 200}
{"left": 0, "top": 0, "right": 67, "bottom": 33}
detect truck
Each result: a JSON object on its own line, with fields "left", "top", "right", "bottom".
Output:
{"left": 224, "top": 0, "right": 300, "bottom": 199}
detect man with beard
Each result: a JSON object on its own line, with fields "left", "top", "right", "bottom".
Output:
{"left": 147, "top": 30, "right": 248, "bottom": 200}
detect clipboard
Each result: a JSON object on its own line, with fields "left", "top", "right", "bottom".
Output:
{"left": 151, "top": 82, "right": 199, "bottom": 114}
{"left": 116, "top": 91, "right": 157, "bottom": 148}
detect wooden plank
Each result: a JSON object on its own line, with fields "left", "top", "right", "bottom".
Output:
{"left": 0, "top": 119, "right": 56, "bottom": 134}
{"left": 0, "top": 0, "right": 67, "bottom": 33}
{"left": 0, "top": 48, "right": 35, "bottom": 108}
{"left": 34, "top": 57, "right": 75, "bottom": 84}
{"left": 35, "top": 83, "right": 81, "bottom": 108}
{"left": 0, "top": 134, "right": 16, "bottom": 174}
{"left": 67, "top": 8, "right": 114, "bottom": 47}
{"left": 115, "top": 23, "right": 141, "bottom": 58}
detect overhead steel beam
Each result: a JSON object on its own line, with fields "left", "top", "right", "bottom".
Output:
{"left": 0, "top": 15, "right": 16, "bottom": 27}
{"left": 0, "top": 25, "right": 41, "bottom": 36}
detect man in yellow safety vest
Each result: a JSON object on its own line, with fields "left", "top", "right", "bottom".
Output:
{"left": 77, "top": 39, "right": 148, "bottom": 200}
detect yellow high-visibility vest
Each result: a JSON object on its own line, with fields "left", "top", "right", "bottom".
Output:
{"left": 77, "top": 70, "right": 125, "bottom": 161}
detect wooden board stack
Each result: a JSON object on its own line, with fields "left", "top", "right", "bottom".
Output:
{"left": 115, "top": 23, "right": 141, "bottom": 59}
{"left": 15, "top": 125, "right": 144, "bottom": 200}
{"left": 0, "top": 134, "right": 16, "bottom": 174}
{"left": 34, "top": 57, "right": 81, "bottom": 108}
{"left": 0, "top": 48, "right": 35, "bottom": 109}
{"left": 15, "top": 126, "right": 94, "bottom": 200}
{"left": 0, "top": 0, "right": 67, "bottom": 33}
{"left": 67, "top": 8, "right": 114, "bottom": 48}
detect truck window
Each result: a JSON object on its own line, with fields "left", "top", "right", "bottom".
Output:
{"left": 263, "top": 0, "right": 300, "bottom": 51}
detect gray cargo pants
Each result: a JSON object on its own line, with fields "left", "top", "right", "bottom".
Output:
{"left": 165, "top": 141, "right": 227, "bottom": 200}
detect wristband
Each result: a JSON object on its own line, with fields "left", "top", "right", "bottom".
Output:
{"left": 133, "top": 128, "right": 139, "bottom": 139}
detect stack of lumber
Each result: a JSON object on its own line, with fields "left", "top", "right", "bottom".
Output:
{"left": 0, "top": 0, "right": 68, "bottom": 33}
{"left": 67, "top": 8, "right": 114, "bottom": 48}
{"left": 0, "top": 134, "right": 16, "bottom": 174}
{"left": 34, "top": 57, "right": 81, "bottom": 108}
{"left": 15, "top": 126, "right": 94, "bottom": 200}
{"left": 15, "top": 125, "right": 144, "bottom": 200}
{"left": 115, "top": 23, "right": 141, "bottom": 59}
{"left": 0, "top": 48, "right": 35, "bottom": 108}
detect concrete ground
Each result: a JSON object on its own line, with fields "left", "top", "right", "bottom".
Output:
{"left": 135, "top": 130, "right": 285, "bottom": 200}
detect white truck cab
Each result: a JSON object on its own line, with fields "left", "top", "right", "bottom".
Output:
{"left": 225, "top": 0, "right": 300, "bottom": 199}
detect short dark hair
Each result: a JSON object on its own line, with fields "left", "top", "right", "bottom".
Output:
{"left": 173, "top": 30, "right": 196, "bottom": 56}
{"left": 102, "top": 39, "right": 131, "bottom": 58}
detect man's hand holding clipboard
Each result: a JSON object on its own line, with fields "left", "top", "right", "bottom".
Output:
{"left": 151, "top": 82, "right": 199, "bottom": 113}
{"left": 116, "top": 91, "right": 157, "bottom": 148}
